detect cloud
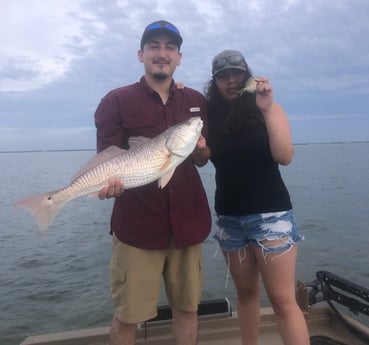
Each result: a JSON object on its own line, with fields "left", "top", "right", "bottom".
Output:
{"left": 0, "top": 0, "right": 106, "bottom": 92}
{"left": 0, "top": 0, "right": 368, "bottom": 150}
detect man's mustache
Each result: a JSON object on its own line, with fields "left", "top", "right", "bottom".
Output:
{"left": 153, "top": 58, "right": 170, "bottom": 64}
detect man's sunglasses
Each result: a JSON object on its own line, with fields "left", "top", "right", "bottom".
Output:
{"left": 145, "top": 22, "right": 180, "bottom": 34}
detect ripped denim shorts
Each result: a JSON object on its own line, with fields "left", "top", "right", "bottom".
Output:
{"left": 214, "top": 210, "right": 304, "bottom": 254}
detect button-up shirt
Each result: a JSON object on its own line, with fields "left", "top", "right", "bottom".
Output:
{"left": 94, "top": 76, "right": 211, "bottom": 249}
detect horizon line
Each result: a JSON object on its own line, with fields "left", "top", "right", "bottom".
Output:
{"left": 1, "top": 140, "right": 369, "bottom": 154}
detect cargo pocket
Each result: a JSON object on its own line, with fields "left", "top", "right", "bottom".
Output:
{"left": 199, "top": 260, "right": 204, "bottom": 289}
{"left": 110, "top": 265, "right": 127, "bottom": 307}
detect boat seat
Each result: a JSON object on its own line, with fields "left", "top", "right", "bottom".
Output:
{"left": 146, "top": 298, "right": 233, "bottom": 322}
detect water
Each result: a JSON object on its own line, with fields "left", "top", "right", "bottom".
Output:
{"left": 1, "top": 143, "right": 369, "bottom": 345}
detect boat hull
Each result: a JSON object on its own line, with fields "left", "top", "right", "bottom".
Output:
{"left": 19, "top": 303, "right": 369, "bottom": 345}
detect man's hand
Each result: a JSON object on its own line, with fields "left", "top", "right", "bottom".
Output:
{"left": 196, "top": 134, "right": 207, "bottom": 151}
{"left": 191, "top": 135, "right": 210, "bottom": 167}
{"left": 98, "top": 178, "right": 125, "bottom": 200}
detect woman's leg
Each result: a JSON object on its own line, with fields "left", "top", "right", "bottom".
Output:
{"left": 225, "top": 247, "right": 260, "bottom": 345}
{"left": 254, "top": 245, "right": 310, "bottom": 345}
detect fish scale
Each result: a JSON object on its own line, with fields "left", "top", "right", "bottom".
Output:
{"left": 14, "top": 116, "right": 203, "bottom": 232}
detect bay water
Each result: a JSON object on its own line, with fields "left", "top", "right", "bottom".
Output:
{"left": 1, "top": 142, "right": 368, "bottom": 345}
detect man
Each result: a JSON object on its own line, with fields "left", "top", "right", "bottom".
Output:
{"left": 94, "top": 20, "right": 212, "bottom": 345}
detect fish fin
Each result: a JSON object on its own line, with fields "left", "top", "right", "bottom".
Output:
{"left": 159, "top": 157, "right": 171, "bottom": 172}
{"left": 128, "top": 136, "right": 150, "bottom": 148}
{"left": 13, "top": 191, "right": 67, "bottom": 232}
{"left": 158, "top": 168, "right": 175, "bottom": 188}
{"left": 72, "top": 145, "right": 125, "bottom": 181}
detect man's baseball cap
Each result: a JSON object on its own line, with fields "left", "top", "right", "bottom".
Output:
{"left": 140, "top": 20, "right": 183, "bottom": 49}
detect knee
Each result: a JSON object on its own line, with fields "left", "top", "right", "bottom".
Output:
{"left": 268, "top": 295, "right": 296, "bottom": 316}
{"left": 172, "top": 308, "right": 197, "bottom": 323}
{"left": 111, "top": 315, "right": 137, "bottom": 333}
{"left": 236, "top": 285, "right": 260, "bottom": 303}
{"left": 110, "top": 316, "right": 137, "bottom": 345}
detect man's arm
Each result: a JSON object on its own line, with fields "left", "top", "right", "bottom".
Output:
{"left": 95, "top": 92, "right": 126, "bottom": 199}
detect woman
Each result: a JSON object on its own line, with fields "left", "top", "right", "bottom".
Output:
{"left": 206, "top": 50, "right": 310, "bottom": 345}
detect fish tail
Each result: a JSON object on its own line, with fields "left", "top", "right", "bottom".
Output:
{"left": 14, "top": 192, "right": 67, "bottom": 232}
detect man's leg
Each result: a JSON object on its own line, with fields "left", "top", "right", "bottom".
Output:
{"left": 172, "top": 309, "right": 198, "bottom": 345}
{"left": 110, "top": 235, "right": 165, "bottom": 344}
{"left": 110, "top": 315, "right": 136, "bottom": 345}
{"left": 165, "top": 243, "right": 203, "bottom": 345}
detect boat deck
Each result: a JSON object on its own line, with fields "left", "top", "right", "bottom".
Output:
{"left": 20, "top": 304, "right": 369, "bottom": 345}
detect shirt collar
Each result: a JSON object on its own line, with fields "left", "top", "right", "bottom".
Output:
{"left": 140, "top": 76, "right": 177, "bottom": 97}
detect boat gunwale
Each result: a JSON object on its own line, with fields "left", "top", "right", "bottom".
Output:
{"left": 20, "top": 303, "right": 368, "bottom": 345}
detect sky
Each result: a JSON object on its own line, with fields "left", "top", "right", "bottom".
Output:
{"left": 1, "top": 0, "right": 368, "bottom": 151}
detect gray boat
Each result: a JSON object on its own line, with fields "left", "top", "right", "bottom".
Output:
{"left": 20, "top": 271, "right": 369, "bottom": 345}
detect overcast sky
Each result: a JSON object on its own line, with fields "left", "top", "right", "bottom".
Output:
{"left": 1, "top": 0, "right": 368, "bottom": 151}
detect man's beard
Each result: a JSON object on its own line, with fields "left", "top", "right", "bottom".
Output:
{"left": 153, "top": 72, "right": 169, "bottom": 80}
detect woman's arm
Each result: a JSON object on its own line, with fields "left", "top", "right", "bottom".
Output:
{"left": 256, "top": 79, "right": 294, "bottom": 165}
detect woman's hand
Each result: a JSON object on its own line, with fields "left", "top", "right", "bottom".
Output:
{"left": 255, "top": 77, "right": 273, "bottom": 114}
{"left": 175, "top": 81, "right": 185, "bottom": 90}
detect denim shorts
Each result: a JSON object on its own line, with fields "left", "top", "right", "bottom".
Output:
{"left": 214, "top": 210, "right": 304, "bottom": 254}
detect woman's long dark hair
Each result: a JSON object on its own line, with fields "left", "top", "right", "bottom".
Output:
{"left": 204, "top": 70, "right": 264, "bottom": 133}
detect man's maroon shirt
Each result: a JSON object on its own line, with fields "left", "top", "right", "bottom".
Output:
{"left": 95, "top": 77, "right": 211, "bottom": 249}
